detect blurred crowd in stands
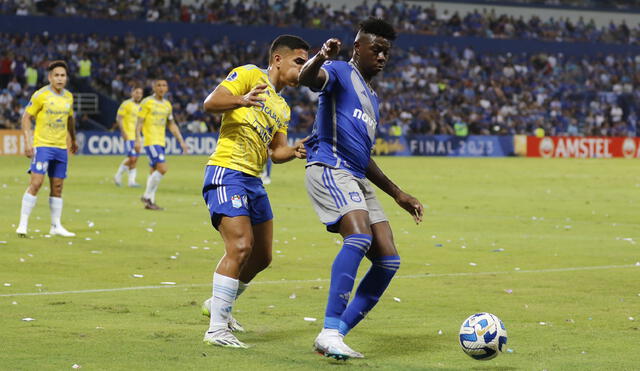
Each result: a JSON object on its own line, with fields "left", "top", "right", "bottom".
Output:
{"left": 1, "top": 30, "right": 638, "bottom": 137}
{"left": 2, "top": 0, "right": 640, "bottom": 46}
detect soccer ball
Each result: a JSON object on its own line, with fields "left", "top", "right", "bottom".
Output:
{"left": 459, "top": 312, "right": 507, "bottom": 360}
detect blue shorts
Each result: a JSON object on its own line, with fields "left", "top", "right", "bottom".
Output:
{"left": 202, "top": 165, "right": 273, "bottom": 229}
{"left": 29, "top": 147, "right": 68, "bottom": 179}
{"left": 125, "top": 140, "right": 139, "bottom": 157}
{"left": 144, "top": 145, "right": 166, "bottom": 167}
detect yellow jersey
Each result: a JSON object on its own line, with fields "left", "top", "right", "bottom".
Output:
{"left": 116, "top": 99, "right": 140, "bottom": 140}
{"left": 26, "top": 85, "right": 74, "bottom": 149}
{"left": 138, "top": 96, "right": 173, "bottom": 146}
{"left": 208, "top": 64, "right": 290, "bottom": 177}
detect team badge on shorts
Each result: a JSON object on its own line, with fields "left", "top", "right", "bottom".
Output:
{"left": 349, "top": 192, "right": 362, "bottom": 202}
{"left": 231, "top": 195, "right": 243, "bottom": 208}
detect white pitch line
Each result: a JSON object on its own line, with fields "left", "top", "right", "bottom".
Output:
{"left": 0, "top": 264, "right": 636, "bottom": 298}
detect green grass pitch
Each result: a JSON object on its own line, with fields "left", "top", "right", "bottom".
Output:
{"left": 0, "top": 155, "right": 639, "bottom": 370}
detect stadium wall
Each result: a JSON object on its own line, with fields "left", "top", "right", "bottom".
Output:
{"left": 2, "top": 15, "right": 639, "bottom": 56}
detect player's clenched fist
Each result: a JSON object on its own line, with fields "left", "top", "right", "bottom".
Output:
{"left": 319, "top": 38, "right": 341, "bottom": 60}
{"left": 241, "top": 84, "right": 268, "bottom": 108}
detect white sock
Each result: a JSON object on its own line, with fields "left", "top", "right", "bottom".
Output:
{"left": 143, "top": 171, "right": 163, "bottom": 202}
{"left": 19, "top": 192, "right": 37, "bottom": 228}
{"left": 236, "top": 281, "right": 249, "bottom": 299}
{"left": 115, "top": 164, "right": 128, "bottom": 177}
{"left": 49, "top": 197, "right": 63, "bottom": 228}
{"left": 128, "top": 168, "right": 137, "bottom": 185}
{"left": 208, "top": 273, "right": 238, "bottom": 330}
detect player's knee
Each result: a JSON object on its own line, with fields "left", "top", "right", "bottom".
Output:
{"left": 256, "top": 254, "right": 272, "bottom": 272}
{"left": 231, "top": 239, "right": 254, "bottom": 263}
{"left": 29, "top": 179, "right": 43, "bottom": 193}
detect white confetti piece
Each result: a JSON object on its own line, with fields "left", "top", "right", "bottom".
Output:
{"left": 629, "top": 317, "right": 635, "bottom": 321}
{"left": 268, "top": 305, "right": 275, "bottom": 308}
{"left": 289, "top": 293, "right": 296, "bottom": 299}
{"left": 203, "top": 247, "right": 210, "bottom": 250}
{"left": 292, "top": 237, "right": 297, "bottom": 240}
{"left": 4, "top": 283, "right": 11, "bottom": 287}
{"left": 504, "top": 289, "right": 513, "bottom": 294}
{"left": 635, "top": 262, "right": 640, "bottom": 266}
{"left": 0, "top": 241, "right": 7, "bottom": 244}
{"left": 461, "top": 245, "right": 466, "bottom": 249}
{"left": 72, "top": 364, "right": 82, "bottom": 369}
{"left": 35, "top": 284, "right": 43, "bottom": 287}
{"left": 514, "top": 267, "right": 521, "bottom": 271}
{"left": 170, "top": 256, "right": 177, "bottom": 260}
{"left": 539, "top": 322, "right": 547, "bottom": 325}
{"left": 96, "top": 326, "right": 104, "bottom": 329}
{"left": 12, "top": 301, "right": 17, "bottom": 305}
{"left": 160, "top": 282, "right": 176, "bottom": 285}
{"left": 90, "top": 251, "right": 102, "bottom": 254}
{"left": 75, "top": 209, "right": 80, "bottom": 213}
{"left": 132, "top": 274, "right": 144, "bottom": 278}
{"left": 431, "top": 235, "right": 436, "bottom": 239}
{"left": 303, "top": 317, "right": 317, "bottom": 322}
{"left": 34, "top": 229, "right": 40, "bottom": 233}
{"left": 146, "top": 228, "right": 153, "bottom": 232}
{"left": 87, "top": 221, "right": 94, "bottom": 228}
{"left": 190, "top": 246, "right": 198, "bottom": 249}
{"left": 437, "top": 330, "right": 443, "bottom": 335}
{"left": 22, "top": 317, "right": 36, "bottom": 321}
{"left": 85, "top": 237, "right": 92, "bottom": 241}
{"left": 44, "top": 234, "right": 51, "bottom": 238}
{"left": 507, "top": 348, "right": 514, "bottom": 353}
{"left": 469, "top": 262, "right": 477, "bottom": 266}
{"left": 19, "top": 258, "right": 25, "bottom": 262}
{"left": 68, "top": 242, "right": 73, "bottom": 245}
{"left": 275, "top": 250, "right": 282, "bottom": 254}
{"left": 393, "top": 297, "right": 401, "bottom": 302}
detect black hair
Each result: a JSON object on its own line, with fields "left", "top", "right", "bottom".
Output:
{"left": 359, "top": 17, "right": 397, "bottom": 41}
{"left": 47, "top": 60, "right": 69, "bottom": 73}
{"left": 269, "top": 34, "right": 310, "bottom": 60}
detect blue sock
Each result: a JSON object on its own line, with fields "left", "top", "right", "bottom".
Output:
{"left": 338, "top": 255, "right": 401, "bottom": 335}
{"left": 266, "top": 158, "right": 272, "bottom": 177}
{"left": 323, "top": 234, "right": 372, "bottom": 329}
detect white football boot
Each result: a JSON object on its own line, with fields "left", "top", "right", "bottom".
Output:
{"left": 313, "top": 328, "right": 364, "bottom": 360}
{"left": 201, "top": 298, "right": 245, "bottom": 332}
{"left": 203, "top": 327, "right": 248, "bottom": 348}
{"left": 16, "top": 223, "right": 28, "bottom": 237}
{"left": 50, "top": 224, "right": 76, "bottom": 237}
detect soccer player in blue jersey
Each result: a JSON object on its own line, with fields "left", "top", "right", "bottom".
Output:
{"left": 298, "top": 18, "right": 424, "bottom": 360}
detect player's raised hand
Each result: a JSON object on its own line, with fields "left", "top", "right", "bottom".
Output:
{"left": 319, "top": 38, "right": 341, "bottom": 60}
{"left": 293, "top": 136, "right": 308, "bottom": 159}
{"left": 395, "top": 191, "right": 424, "bottom": 225}
{"left": 241, "top": 84, "right": 268, "bottom": 108}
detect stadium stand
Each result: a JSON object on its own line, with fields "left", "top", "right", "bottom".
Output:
{"left": 0, "top": 0, "right": 638, "bottom": 137}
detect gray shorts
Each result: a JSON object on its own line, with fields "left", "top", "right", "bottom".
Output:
{"left": 305, "top": 164, "right": 388, "bottom": 233}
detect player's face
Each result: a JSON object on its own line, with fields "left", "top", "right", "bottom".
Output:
{"left": 48, "top": 67, "right": 68, "bottom": 91}
{"left": 153, "top": 80, "right": 168, "bottom": 97}
{"left": 356, "top": 34, "right": 392, "bottom": 77}
{"left": 277, "top": 49, "right": 309, "bottom": 87}
{"left": 131, "top": 87, "right": 143, "bottom": 102}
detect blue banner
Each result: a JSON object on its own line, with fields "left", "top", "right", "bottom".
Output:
{"left": 76, "top": 132, "right": 514, "bottom": 157}
{"left": 373, "top": 135, "right": 515, "bottom": 157}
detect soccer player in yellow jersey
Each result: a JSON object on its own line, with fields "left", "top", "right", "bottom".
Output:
{"left": 17, "top": 60, "right": 78, "bottom": 237}
{"left": 135, "top": 79, "right": 189, "bottom": 210}
{"left": 200, "top": 35, "right": 309, "bottom": 348}
{"left": 113, "top": 85, "right": 143, "bottom": 187}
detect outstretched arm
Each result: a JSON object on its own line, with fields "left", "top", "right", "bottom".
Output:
{"left": 67, "top": 115, "right": 78, "bottom": 154}
{"left": 298, "top": 38, "right": 341, "bottom": 91}
{"left": 203, "top": 84, "right": 267, "bottom": 114}
{"left": 366, "top": 158, "right": 424, "bottom": 224}
{"left": 269, "top": 132, "right": 306, "bottom": 164}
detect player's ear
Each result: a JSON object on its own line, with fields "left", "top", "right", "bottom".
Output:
{"left": 273, "top": 53, "right": 282, "bottom": 69}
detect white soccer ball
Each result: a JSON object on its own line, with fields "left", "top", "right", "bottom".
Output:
{"left": 459, "top": 312, "right": 507, "bottom": 360}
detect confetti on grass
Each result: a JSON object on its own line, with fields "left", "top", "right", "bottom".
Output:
{"left": 393, "top": 297, "right": 401, "bottom": 302}
{"left": 303, "top": 317, "right": 317, "bottom": 322}
{"left": 22, "top": 318, "right": 36, "bottom": 322}
{"left": 132, "top": 274, "right": 144, "bottom": 278}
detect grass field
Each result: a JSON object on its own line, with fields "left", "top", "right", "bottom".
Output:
{"left": 0, "top": 155, "right": 639, "bottom": 370}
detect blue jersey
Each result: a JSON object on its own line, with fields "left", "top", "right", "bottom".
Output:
{"left": 305, "top": 61, "right": 380, "bottom": 178}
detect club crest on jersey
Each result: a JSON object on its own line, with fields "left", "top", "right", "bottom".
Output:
{"left": 226, "top": 71, "right": 238, "bottom": 82}
{"left": 231, "top": 195, "right": 243, "bottom": 208}
{"left": 349, "top": 192, "right": 362, "bottom": 202}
